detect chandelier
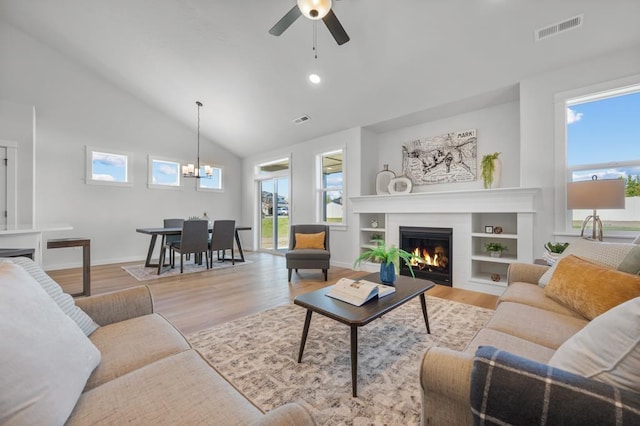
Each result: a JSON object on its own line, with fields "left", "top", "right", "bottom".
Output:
{"left": 182, "top": 101, "right": 213, "bottom": 179}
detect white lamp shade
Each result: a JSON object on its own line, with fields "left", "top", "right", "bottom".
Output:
{"left": 297, "top": 0, "right": 332, "bottom": 19}
{"left": 567, "top": 179, "right": 626, "bottom": 209}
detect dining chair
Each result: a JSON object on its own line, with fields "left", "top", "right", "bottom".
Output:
{"left": 168, "top": 219, "right": 210, "bottom": 273}
{"left": 285, "top": 224, "right": 330, "bottom": 281}
{"left": 209, "top": 220, "right": 236, "bottom": 266}
{"left": 163, "top": 218, "right": 184, "bottom": 262}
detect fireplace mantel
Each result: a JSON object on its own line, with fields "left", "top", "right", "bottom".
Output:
{"left": 349, "top": 187, "right": 540, "bottom": 214}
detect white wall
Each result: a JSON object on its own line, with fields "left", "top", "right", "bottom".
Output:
{"left": 0, "top": 20, "right": 243, "bottom": 269}
{"left": 374, "top": 101, "right": 521, "bottom": 193}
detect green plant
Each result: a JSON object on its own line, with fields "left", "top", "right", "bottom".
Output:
{"left": 485, "top": 242, "right": 508, "bottom": 253}
{"left": 545, "top": 242, "right": 569, "bottom": 254}
{"left": 188, "top": 215, "right": 201, "bottom": 220}
{"left": 354, "top": 239, "right": 417, "bottom": 277}
{"left": 481, "top": 152, "right": 501, "bottom": 189}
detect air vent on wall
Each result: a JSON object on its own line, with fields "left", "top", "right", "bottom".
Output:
{"left": 293, "top": 114, "right": 311, "bottom": 124}
{"left": 535, "top": 14, "right": 583, "bottom": 41}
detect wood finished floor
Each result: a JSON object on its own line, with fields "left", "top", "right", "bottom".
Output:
{"left": 48, "top": 252, "right": 498, "bottom": 335}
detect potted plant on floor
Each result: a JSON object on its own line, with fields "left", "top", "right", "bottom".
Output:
{"left": 485, "top": 242, "right": 508, "bottom": 258}
{"left": 353, "top": 239, "right": 417, "bottom": 285}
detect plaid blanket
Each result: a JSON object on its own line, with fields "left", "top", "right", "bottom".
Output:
{"left": 470, "top": 346, "right": 640, "bottom": 425}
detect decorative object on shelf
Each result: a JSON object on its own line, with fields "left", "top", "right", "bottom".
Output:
{"left": 388, "top": 175, "right": 412, "bottom": 194}
{"left": 493, "top": 226, "right": 503, "bottom": 234}
{"left": 491, "top": 273, "right": 501, "bottom": 282}
{"left": 485, "top": 242, "right": 508, "bottom": 258}
{"left": 402, "top": 129, "right": 477, "bottom": 185}
{"left": 484, "top": 226, "right": 494, "bottom": 234}
{"left": 566, "top": 176, "right": 626, "bottom": 241}
{"left": 481, "top": 152, "right": 501, "bottom": 189}
{"left": 353, "top": 239, "right": 417, "bottom": 285}
{"left": 370, "top": 219, "right": 379, "bottom": 228}
{"left": 375, "top": 164, "right": 396, "bottom": 195}
{"left": 183, "top": 101, "right": 213, "bottom": 179}
{"left": 370, "top": 233, "right": 383, "bottom": 242}
{"left": 542, "top": 241, "right": 569, "bottom": 265}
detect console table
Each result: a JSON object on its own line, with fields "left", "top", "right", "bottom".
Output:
{"left": 47, "top": 238, "right": 91, "bottom": 297}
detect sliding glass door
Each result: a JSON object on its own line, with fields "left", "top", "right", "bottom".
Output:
{"left": 257, "top": 159, "right": 290, "bottom": 252}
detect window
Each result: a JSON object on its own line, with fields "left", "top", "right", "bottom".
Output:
{"left": 148, "top": 156, "right": 181, "bottom": 189}
{"left": 197, "top": 166, "right": 223, "bottom": 191}
{"left": 565, "top": 86, "right": 640, "bottom": 233}
{"left": 86, "top": 146, "right": 133, "bottom": 186}
{"left": 317, "top": 149, "right": 345, "bottom": 225}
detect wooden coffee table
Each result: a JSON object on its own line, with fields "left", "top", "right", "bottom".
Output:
{"left": 293, "top": 273, "right": 435, "bottom": 397}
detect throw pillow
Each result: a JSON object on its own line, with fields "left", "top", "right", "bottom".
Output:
{"left": 538, "top": 239, "right": 640, "bottom": 287}
{"left": 0, "top": 261, "right": 101, "bottom": 425}
{"left": 9, "top": 257, "right": 99, "bottom": 335}
{"left": 544, "top": 255, "right": 640, "bottom": 320}
{"left": 294, "top": 232, "right": 325, "bottom": 250}
{"left": 548, "top": 297, "right": 640, "bottom": 394}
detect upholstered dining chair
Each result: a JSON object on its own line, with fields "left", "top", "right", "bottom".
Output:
{"left": 209, "top": 220, "right": 236, "bottom": 266}
{"left": 285, "top": 224, "right": 330, "bottom": 281}
{"left": 163, "top": 218, "right": 184, "bottom": 261}
{"left": 168, "top": 219, "right": 209, "bottom": 273}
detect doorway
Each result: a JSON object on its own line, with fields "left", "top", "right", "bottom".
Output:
{"left": 257, "top": 158, "right": 290, "bottom": 252}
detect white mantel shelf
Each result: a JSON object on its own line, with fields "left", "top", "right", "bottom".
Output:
{"left": 349, "top": 187, "right": 540, "bottom": 214}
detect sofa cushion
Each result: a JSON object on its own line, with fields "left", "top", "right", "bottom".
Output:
{"left": 471, "top": 346, "right": 640, "bottom": 426}
{"left": 485, "top": 302, "right": 588, "bottom": 349}
{"left": 498, "top": 281, "right": 584, "bottom": 318}
{"left": 544, "top": 255, "right": 640, "bottom": 320}
{"left": 85, "top": 313, "right": 191, "bottom": 391}
{"left": 294, "top": 231, "right": 326, "bottom": 250}
{"left": 286, "top": 248, "right": 330, "bottom": 260}
{"left": 538, "top": 239, "right": 640, "bottom": 287}
{"left": 0, "top": 261, "right": 101, "bottom": 425}
{"left": 548, "top": 297, "right": 640, "bottom": 394}
{"left": 465, "top": 328, "right": 555, "bottom": 364}
{"left": 10, "top": 256, "right": 99, "bottom": 335}
{"left": 67, "top": 350, "right": 263, "bottom": 425}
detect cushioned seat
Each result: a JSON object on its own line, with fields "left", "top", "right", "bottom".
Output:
{"left": 465, "top": 328, "right": 556, "bottom": 364}
{"left": 286, "top": 224, "right": 330, "bottom": 281}
{"left": 84, "top": 314, "right": 190, "bottom": 391}
{"left": 498, "top": 282, "right": 586, "bottom": 319}
{"left": 68, "top": 350, "right": 264, "bottom": 425}
{"left": 485, "top": 302, "right": 588, "bottom": 349}
{"left": 285, "top": 248, "right": 331, "bottom": 260}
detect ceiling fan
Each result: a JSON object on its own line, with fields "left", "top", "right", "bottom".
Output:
{"left": 269, "top": 0, "right": 350, "bottom": 46}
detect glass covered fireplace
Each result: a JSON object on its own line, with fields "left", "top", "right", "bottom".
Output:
{"left": 399, "top": 226, "right": 452, "bottom": 286}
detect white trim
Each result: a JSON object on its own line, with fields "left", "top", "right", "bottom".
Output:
{"left": 147, "top": 155, "right": 182, "bottom": 190}
{"left": 85, "top": 146, "right": 133, "bottom": 187}
{"left": 0, "top": 140, "right": 17, "bottom": 228}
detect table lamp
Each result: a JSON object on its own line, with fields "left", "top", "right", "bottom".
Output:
{"left": 566, "top": 176, "right": 626, "bottom": 241}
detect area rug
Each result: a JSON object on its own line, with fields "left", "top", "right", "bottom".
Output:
{"left": 122, "top": 258, "right": 251, "bottom": 281}
{"left": 188, "top": 296, "right": 493, "bottom": 425}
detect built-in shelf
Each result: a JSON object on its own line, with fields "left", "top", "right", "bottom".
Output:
{"left": 470, "top": 232, "right": 517, "bottom": 239}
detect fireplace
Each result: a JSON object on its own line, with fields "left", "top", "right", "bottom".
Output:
{"left": 399, "top": 226, "right": 452, "bottom": 286}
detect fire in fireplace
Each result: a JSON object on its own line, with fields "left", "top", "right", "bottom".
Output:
{"left": 399, "top": 226, "right": 452, "bottom": 286}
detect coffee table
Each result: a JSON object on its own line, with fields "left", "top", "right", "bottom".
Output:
{"left": 293, "top": 273, "right": 435, "bottom": 397}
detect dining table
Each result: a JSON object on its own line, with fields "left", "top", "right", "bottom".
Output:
{"left": 136, "top": 225, "right": 251, "bottom": 275}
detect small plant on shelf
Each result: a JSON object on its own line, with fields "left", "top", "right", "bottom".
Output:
{"left": 485, "top": 242, "right": 508, "bottom": 258}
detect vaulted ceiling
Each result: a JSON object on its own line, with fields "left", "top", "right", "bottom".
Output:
{"left": 2, "top": 0, "right": 639, "bottom": 158}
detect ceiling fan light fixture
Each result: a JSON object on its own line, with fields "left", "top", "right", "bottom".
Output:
{"left": 297, "top": 0, "right": 332, "bottom": 20}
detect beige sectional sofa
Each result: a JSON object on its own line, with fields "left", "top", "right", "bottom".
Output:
{"left": 420, "top": 256, "right": 640, "bottom": 425}
{"left": 1, "top": 257, "right": 314, "bottom": 425}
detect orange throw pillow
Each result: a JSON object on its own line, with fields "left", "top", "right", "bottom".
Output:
{"left": 294, "top": 232, "right": 325, "bottom": 250}
{"left": 544, "top": 254, "right": 640, "bottom": 320}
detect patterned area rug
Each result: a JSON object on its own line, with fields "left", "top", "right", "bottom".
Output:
{"left": 122, "top": 258, "right": 251, "bottom": 281}
{"left": 188, "top": 296, "right": 493, "bottom": 425}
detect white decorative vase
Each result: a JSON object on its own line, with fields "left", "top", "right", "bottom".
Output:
{"left": 490, "top": 158, "right": 501, "bottom": 189}
{"left": 376, "top": 164, "right": 395, "bottom": 195}
{"left": 388, "top": 176, "right": 412, "bottom": 194}
{"left": 489, "top": 251, "right": 502, "bottom": 258}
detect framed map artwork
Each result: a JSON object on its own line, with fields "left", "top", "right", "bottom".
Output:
{"left": 402, "top": 129, "right": 477, "bottom": 185}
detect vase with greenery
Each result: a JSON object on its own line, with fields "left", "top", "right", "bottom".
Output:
{"left": 481, "top": 152, "right": 501, "bottom": 189}
{"left": 485, "top": 242, "right": 508, "bottom": 258}
{"left": 353, "top": 239, "right": 417, "bottom": 284}
{"left": 543, "top": 242, "right": 569, "bottom": 265}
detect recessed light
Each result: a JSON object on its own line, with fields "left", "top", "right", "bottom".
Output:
{"left": 309, "top": 74, "right": 321, "bottom": 84}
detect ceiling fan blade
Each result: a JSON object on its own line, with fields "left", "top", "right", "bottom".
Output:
{"left": 269, "top": 5, "right": 302, "bottom": 36}
{"left": 322, "top": 9, "right": 350, "bottom": 45}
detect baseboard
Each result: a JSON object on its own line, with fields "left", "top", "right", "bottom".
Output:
{"left": 43, "top": 255, "right": 145, "bottom": 272}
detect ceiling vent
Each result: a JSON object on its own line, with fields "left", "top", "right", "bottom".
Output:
{"left": 535, "top": 14, "right": 583, "bottom": 41}
{"left": 293, "top": 114, "right": 311, "bottom": 124}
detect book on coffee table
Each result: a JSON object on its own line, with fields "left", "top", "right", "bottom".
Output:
{"left": 326, "top": 277, "right": 396, "bottom": 306}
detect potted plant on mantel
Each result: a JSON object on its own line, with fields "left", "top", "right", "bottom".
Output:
{"left": 481, "top": 152, "right": 501, "bottom": 189}
{"left": 485, "top": 242, "right": 508, "bottom": 258}
{"left": 354, "top": 239, "right": 417, "bottom": 285}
